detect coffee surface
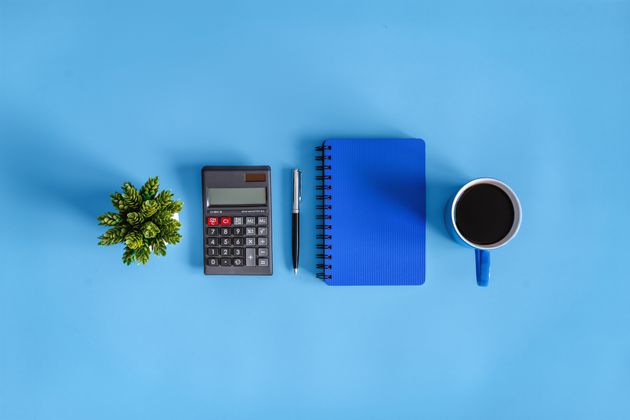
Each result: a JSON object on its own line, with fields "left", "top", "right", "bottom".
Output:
{"left": 455, "top": 184, "right": 514, "bottom": 245}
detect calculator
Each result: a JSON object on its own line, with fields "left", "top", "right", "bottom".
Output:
{"left": 202, "top": 166, "right": 273, "bottom": 275}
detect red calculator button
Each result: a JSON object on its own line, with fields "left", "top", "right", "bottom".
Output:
{"left": 207, "top": 217, "right": 219, "bottom": 226}
{"left": 220, "top": 217, "right": 232, "bottom": 226}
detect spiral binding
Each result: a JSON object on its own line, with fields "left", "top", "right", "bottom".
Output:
{"left": 315, "top": 144, "right": 332, "bottom": 280}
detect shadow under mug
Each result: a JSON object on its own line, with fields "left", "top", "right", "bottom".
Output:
{"left": 445, "top": 178, "right": 522, "bottom": 286}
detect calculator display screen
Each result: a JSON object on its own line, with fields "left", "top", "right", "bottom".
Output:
{"left": 208, "top": 187, "right": 266, "bottom": 206}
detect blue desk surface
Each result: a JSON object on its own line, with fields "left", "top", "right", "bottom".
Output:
{"left": 1, "top": 1, "right": 629, "bottom": 419}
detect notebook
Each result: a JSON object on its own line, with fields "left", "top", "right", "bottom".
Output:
{"left": 315, "top": 138, "right": 426, "bottom": 286}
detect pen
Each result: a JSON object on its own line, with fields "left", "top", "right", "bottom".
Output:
{"left": 292, "top": 168, "right": 302, "bottom": 275}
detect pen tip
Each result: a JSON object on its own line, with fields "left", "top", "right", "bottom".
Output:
{"left": 294, "top": 268, "right": 298, "bottom": 275}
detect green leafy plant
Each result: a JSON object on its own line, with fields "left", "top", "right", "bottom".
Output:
{"left": 97, "top": 177, "right": 183, "bottom": 265}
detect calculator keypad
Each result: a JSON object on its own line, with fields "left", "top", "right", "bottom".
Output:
{"left": 206, "top": 215, "right": 271, "bottom": 270}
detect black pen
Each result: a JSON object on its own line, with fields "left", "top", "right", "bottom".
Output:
{"left": 292, "top": 168, "right": 302, "bottom": 274}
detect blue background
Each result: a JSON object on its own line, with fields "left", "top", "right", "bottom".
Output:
{"left": 1, "top": 1, "right": 629, "bottom": 419}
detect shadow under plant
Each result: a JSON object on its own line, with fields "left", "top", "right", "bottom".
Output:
{"left": 0, "top": 115, "right": 129, "bottom": 229}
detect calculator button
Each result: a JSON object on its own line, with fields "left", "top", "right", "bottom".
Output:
{"left": 257, "top": 227, "right": 268, "bottom": 236}
{"left": 233, "top": 217, "right": 244, "bottom": 226}
{"left": 233, "top": 227, "right": 244, "bottom": 236}
{"left": 245, "top": 217, "right": 256, "bottom": 225}
{"left": 207, "top": 247, "right": 219, "bottom": 256}
{"left": 245, "top": 227, "right": 256, "bottom": 236}
{"left": 257, "top": 258, "right": 269, "bottom": 267}
{"left": 207, "top": 217, "right": 219, "bottom": 226}
{"left": 206, "top": 237, "right": 218, "bottom": 246}
{"left": 233, "top": 237, "right": 244, "bottom": 246}
{"left": 220, "top": 237, "right": 231, "bottom": 246}
{"left": 245, "top": 237, "right": 256, "bottom": 246}
{"left": 207, "top": 257, "right": 219, "bottom": 266}
{"left": 207, "top": 227, "right": 219, "bottom": 236}
{"left": 257, "top": 237, "right": 268, "bottom": 246}
{"left": 220, "top": 258, "right": 232, "bottom": 266}
{"left": 257, "top": 217, "right": 268, "bottom": 225}
{"left": 220, "top": 217, "right": 232, "bottom": 226}
{"left": 220, "top": 227, "right": 231, "bottom": 236}
{"left": 233, "top": 248, "right": 244, "bottom": 257}
{"left": 220, "top": 248, "right": 231, "bottom": 256}
{"left": 233, "top": 258, "right": 244, "bottom": 266}
{"left": 245, "top": 248, "right": 256, "bottom": 266}
{"left": 257, "top": 247, "right": 268, "bottom": 257}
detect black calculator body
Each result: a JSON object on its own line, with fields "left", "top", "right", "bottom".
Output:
{"left": 202, "top": 166, "right": 273, "bottom": 275}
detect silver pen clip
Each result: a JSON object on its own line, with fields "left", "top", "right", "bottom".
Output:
{"left": 298, "top": 169, "right": 302, "bottom": 204}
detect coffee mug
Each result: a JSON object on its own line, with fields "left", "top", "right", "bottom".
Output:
{"left": 446, "top": 178, "right": 522, "bottom": 286}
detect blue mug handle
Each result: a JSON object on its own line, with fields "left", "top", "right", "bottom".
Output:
{"left": 475, "top": 249, "right": 491, "bottom": 287}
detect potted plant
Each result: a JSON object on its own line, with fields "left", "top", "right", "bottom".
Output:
{"left": 97, "top": 177, "right": 183, "bottom": 265}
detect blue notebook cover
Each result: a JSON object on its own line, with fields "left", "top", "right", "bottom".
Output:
{"left": 317, "top": 138, "right": 426, "bottom": 285}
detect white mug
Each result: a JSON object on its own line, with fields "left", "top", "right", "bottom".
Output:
{"left": 445, "top": 178, "right": 522, "bottom": 286}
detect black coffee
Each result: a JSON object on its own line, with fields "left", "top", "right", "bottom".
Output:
{"left": 455, "top": 184, "right": 514, "bottom": 245}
